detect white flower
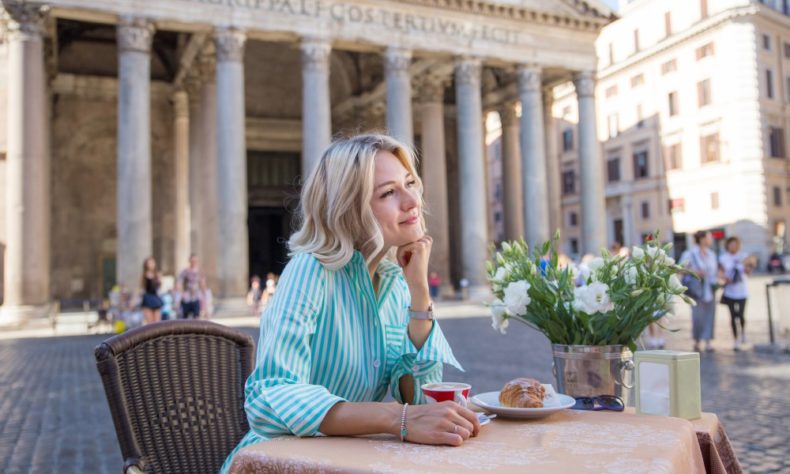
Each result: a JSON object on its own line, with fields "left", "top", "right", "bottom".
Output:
{"left": 503, "top": 280, "right": 531, "bottom": 316}
{"left": 493, "top": 267, "right": 508, "bottom": 282}
{"left": 589, "top": 257, "right": 605, "bottom": 272}
{"left": 490, "top": 299, "right": 509, "bottom": 334}
{"left": 625, "top": 266, "right": 638, "bottom": 285}
{"left": 668, "top": 274, "right": 684, "bottom": 291}
{"left": 632, "top": 247, "right": 645, "bottom": 259}
{"left": 573, "top": 282, "right": 614, "bottom": 314}
{"left": 647, "top": 246, "right": 668, "bottom": 263}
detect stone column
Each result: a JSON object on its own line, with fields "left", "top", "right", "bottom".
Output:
{"left": 116, "top": 17, "right": 154, "bottom": 295}
{"left": 198, "top": 50, "right": 219, "bottom": 291}
{"left": 518, "top": 65, "right": 550, "bottom": 249}
{"left": 454, "top": 58, "right": 489, "bottom": 299}
{"left": 574, "top": 71, "right": 607, "bottom": 255}
{"left": 418, "top": 75, "right": 452, "bottom": 297}
{"left": 1, "top": 4, "right": 50, "bottom": 325}
{"left": 499, "top": 101, "right": 523, "bottom": 241}
{"left": 301, "top": 37, "right": 332, "bottom": 176}
{"left": 621, "top": 195, "right": 634, "bottom": 248}
{"left": 172, "top": 90, "right": 190, "bottom": 273}
{"left": 214, "top": 28, "right": 248, "bottom": 299}
{"left": 385, "top": 47, "right": 413, "bottom": 145}
{"left": 185, "top": 73, "right": 203, "bottom": 266}
{"left": 543, "top": 88, "right": 561, "bottom": 239}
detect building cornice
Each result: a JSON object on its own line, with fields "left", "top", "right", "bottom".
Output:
{"left": 598, "top": 5, "right": 758, "bottom": 80}
{"left": 379, "top": 0, "right": 615, "bottom": 32}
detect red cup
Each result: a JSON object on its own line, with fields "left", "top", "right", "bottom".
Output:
{"left": 421, "top": 382, "right": 471, "bottom": 407}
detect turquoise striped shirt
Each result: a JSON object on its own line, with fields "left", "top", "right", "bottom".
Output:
{"left": 221, "top": 251, "right": 462, "bottom": 472}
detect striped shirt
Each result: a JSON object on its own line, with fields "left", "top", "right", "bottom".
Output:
{"left": 221, "top": 251, "right": 462, "bottom": 472}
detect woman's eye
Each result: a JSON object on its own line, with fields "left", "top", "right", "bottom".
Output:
{"left": 406, "top": 180, "right": 417, "bottom": 187}
{"left": 380, "top": 189, "right": 394, "bottom": 198}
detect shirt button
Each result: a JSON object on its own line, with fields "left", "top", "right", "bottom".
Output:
{"left": 372, "top": 359, "right": 380, "bottom": 368}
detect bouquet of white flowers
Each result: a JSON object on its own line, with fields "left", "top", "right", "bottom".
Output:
{"left": 486, "top": 234, "right": 693, "bottom": 351}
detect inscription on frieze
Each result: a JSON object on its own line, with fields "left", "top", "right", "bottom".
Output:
{"left": 182, "top": 0, "right": 521, "bottom": 45}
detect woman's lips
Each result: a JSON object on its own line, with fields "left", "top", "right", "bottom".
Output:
{"left": 400, "top": 216, "right": 419, "bottom": 225}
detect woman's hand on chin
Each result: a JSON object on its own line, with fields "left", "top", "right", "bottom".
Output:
{"left": 402, "top": 401, "right": 480, "bottom": 446}
{"left": 397, "top": 236, "right": 433, "bottom": 301}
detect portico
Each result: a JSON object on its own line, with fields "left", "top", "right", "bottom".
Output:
{"left": 0, "top": 0, "right": 613, "bottom": 325}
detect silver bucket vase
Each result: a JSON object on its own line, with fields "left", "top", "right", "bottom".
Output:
{"left": 552, "top": 344, "right": 634, "bottom": 405}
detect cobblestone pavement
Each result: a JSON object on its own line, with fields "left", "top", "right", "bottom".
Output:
{"left": 1, "top": 307, "right": 788, "bottom": 473}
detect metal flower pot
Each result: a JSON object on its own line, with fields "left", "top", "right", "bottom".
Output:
{"left": 552, "top": 344, "right": 634, "bottom": 405}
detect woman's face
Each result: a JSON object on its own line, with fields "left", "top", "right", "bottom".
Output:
{"left": 727, "top": 240, "right": 739, "bottom": 253}
{"left": 370, "top": 150, "right": 424, "bottom": 248}
{"left": 700, "top": 232, "right": 713, "bottom": 248}
{"left": 145, "top": 258, "right": 156, "bottom": 271}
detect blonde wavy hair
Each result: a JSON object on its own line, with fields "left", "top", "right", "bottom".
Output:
{"left": 288, "top": 133, "right": 423, "bottom": 271}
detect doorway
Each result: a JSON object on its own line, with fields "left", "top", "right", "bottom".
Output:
{"left": 248, "top": 207, "right": 290, "bottom": 280}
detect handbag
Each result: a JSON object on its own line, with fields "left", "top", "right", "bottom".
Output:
{"left": 682, "top": 250, "right": 705, "bottom": 300}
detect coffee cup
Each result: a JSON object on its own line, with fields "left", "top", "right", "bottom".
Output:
{"left": 421, "top": 382, "right": 471, "bottom": 407}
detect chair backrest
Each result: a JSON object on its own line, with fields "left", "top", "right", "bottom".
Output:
{"left": 95, "top": 320, "right": 255, "bottom": 473}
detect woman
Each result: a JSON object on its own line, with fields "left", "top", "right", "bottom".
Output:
{"left": 681, "top": 231, "right": 719, "bottom": 352}
{"left": 221, "top": 135, "right": 479, "bottom": 472}
{"left": 719, "top": 236, "right": 750, "bottom": 350}
{"left": 140, "top": 256, "right": 163, "bottom": 324}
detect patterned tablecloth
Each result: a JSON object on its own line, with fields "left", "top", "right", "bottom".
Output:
{"left": 230, "top": 409, "right": 740, "bottom": 473}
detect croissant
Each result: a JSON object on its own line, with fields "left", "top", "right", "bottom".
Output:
{"left": 499, "top": 377, "right": 546, "bottom": 408}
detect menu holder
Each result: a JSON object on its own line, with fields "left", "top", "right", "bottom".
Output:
{"left": 635, "top": 350, "right": 701, "bottom": 420}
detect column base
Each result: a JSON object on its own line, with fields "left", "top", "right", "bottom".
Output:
{"left": 0, "top": 303, "right": 55, "bottom": 329}
{"left": 211, "top": 297, "right": 252, "bottom": 319}
{"left": 457, "top": 285, "right": 493, "bottom": 303}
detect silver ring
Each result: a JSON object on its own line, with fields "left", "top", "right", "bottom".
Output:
{"left": 453, "top": 424, "right": 459, "bottom": 434}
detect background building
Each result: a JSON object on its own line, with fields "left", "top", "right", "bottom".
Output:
{"left": 523, "top": 0, "right": 790, "bottom": 261}
{"left": 0, "top": 0, "right": 615, "bottom": 325}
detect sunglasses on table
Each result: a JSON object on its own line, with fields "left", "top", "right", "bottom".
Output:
{"left": 572, "top": 395, "right": 625, "bottom": 412}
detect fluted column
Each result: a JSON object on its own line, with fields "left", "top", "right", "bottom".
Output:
{"left": 499, "top": 102, "right": 523, "bottom": 241}
{"left": 214, "top": 28, "right": 248, "bottom": 298}
{"left": 185, "top": 73, "right": 203, "bottom": 266}
{"left": 418, "top": 75, "right": 452, "bottom": 297}
{"left": 543, "top": 88, "right": 561, "bottom": 239}
{"left": 1, "top": 4, "right": 50, "bottom": 325}
{"left": 518, "top": 65, "right": 550, "bottom": 248}
{"left": 301, "top": 37, "right": 332, "bottom": 176}
{"left": 198, "top": 50, "right": 219, "bottom": 290}
{"left": 454, "top": 58, "right": 489, "bottom": 298}
{"left": 385, "top": 47, "right": 413, "bottom": 144}
{"left": 574, "top": 71, "right": 607, "bottom": 254}
{"left": 173, "top": 90, "right": 190, "bottom": 273}
{"left": 116, "top": 17, "right": 154, "bottom": 294}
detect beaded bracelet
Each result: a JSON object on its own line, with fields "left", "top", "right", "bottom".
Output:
{"left": 399, "top": 403, "right": 409, "bottom": 442}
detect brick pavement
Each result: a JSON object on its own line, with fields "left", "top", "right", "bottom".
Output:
{"left": 0, "top": 313, "right": 788, "bottom": 473}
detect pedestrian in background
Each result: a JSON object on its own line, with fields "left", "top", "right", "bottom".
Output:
{"left": 262, "top": 272, "right": 277, "bottom": 307}
{"left": 428, "top": 271, "right": 441, "bottom": 299}
{"left": 177, "top": 254, "right": 206, "bottom": 319}
{"left": 719, "top": 236, "right": 751, "bottom": 350}
{"left": 140, "top": 256, "right": 163, "bottom": 324}
{"left": 681, "top": 230, "right": 719, "bottom": 352}
{"left": 247, "top": 275, "right": 263, "bottom": 315}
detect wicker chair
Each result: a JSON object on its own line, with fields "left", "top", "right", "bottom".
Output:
{"left": 95, "top": 320, "right": 255, "bottom": 473}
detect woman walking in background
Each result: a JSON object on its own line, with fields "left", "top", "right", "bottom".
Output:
{"left": 719, "top": 236, "right": 751, "bottom": 350}
{"left": 140, "top": 256, "right": 163, "bottom": 324}
{"left": 681, "top": 231, "right": 719, "bottom": 352}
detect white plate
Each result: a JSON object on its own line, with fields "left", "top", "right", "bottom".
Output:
{"left": 471, "top": 384, "right": 576, "bottom": 419}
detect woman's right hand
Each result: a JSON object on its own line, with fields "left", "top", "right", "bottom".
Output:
{"left": 402, "top": 401, "right": 480, "bottom": 446}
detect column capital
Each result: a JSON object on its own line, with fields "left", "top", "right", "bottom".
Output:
{"left": 416, "top": 74, "right": 448, "bottom": 104}
{"left": 214, "top": 27, "right": 246, "bottom": 62}
{"left": 517, "top": 64, "right": 542, "bottom": 94}
{"left": 454, "top": 57, "right": 482, "bottom": 87}
{"left": 300, "top": 37, "right": 331, "bottom": 73}
{"left": 573, "top": 70, "right": 596, "bottom": 98}
{"left": 117, "top": 16, "right": 154, "bottom": 54}
{"left": 173, "top": 89, "right": 189, "bottom": 119}
{"left": 384, "top": 47, "right": 412, "bottom": 75}
{"left": 498, "top": 101, "right": 519, "bottom": 127}
{"left": 2, "top": 2, "right": 49, "bottom": 41}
